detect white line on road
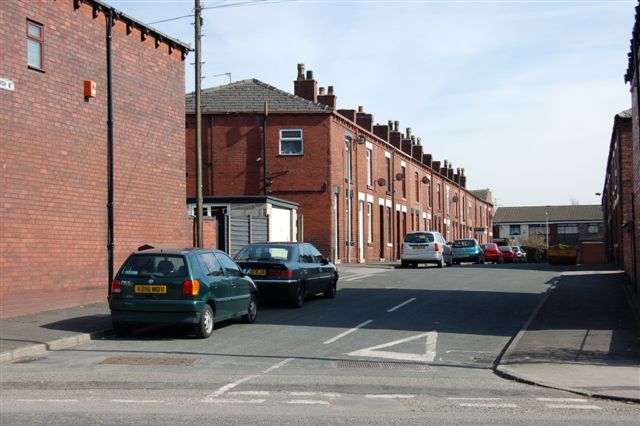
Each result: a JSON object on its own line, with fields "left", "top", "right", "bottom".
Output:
{"left": 536, "top": 398, "right": 587, "bottom": 402}
{"left": 289, "top": 392, "right": 342, "bottom": 398}
{"left": 286, "top": 400, "right": 330, "bottom": 405}
{"left": 345, "top": 274, "right": 374, "bottom": 281}
{"left": 365, "top": 394, "right": 416, "bottom": 399}
{"left": 323, "top": 320, "right": 373, "bottom": 344}
{"left": 227, "top": 391, "right": 271, "bottom": 396}
{"left": 204, "top": 358, "right": 293, "bottom": 400}
{"left": 459, "top": 403, "right": 518, "bottom": 408}
{"left": 546, "top": 404, "right": 602, "bottom": 410}
{"left": 348, "top": 331, "right": 437, "bottom": 362}
{"left": 447, "top": 397, "right": 502, "bottom": 401}
{"left": 17, "top": 399, "right": 78, "bottom": 403}
{"left": 387, "top": 297, "right": 416, "bottom": 312}
{"left": 205, "top": 399, "right": 266, "bottom": 404}
{"left": 111, "top": 399, "right": 164, "bottom": 404}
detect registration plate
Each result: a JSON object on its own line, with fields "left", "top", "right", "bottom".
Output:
{"left": 251, "top": 268, "right": 266, "bottom": 276}
{"left": 460, "top": 253, "right": 469, "bottom": 257}
{"left": 412, "top": 245, "right": 425, "bottom": 250}
{"left": 134, "top": 285, "right": 167, "bottom": 294}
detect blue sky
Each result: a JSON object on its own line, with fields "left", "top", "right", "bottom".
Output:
{"left": 109, "top": 0, "right": 635, "bottom": 207}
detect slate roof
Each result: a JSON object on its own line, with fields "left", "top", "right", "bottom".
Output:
{"left": 494, "top": 205, "right": 603, "bottom": 224}
{"left": 185, "top": 79, "right": 333, "bottom": 114}
{"left": 617, "top": 108, "right": 632, "bottom": 119}
{"left": 469, "top": 189, "right": 492, "bottom": 202}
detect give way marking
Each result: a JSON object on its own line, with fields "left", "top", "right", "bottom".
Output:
{"left": 347, "top": 331, "right": 437, "bottom": 362}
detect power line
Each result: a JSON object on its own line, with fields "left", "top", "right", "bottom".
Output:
{"left": 146, "top": 0, "right": 293, "bottom": 25}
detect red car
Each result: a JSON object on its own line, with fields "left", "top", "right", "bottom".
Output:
{"left": 481, "top": 243, "right": 504, "bottom": 264}
{"left": 499, "top": 246, "right": 516, "bottom": 263}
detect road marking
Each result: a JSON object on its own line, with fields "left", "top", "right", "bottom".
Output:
{"left": 205, "top": 399, "right": 266, "bottom": 404}
{"left": 447, "top": 397, "right": 502, "bottom": 401}
{"left": 17, "top": 399, "right": 78, "bottom": 403}
{"left": 286, "top": 400, "right": 330, "bottom": 405}
{"left": 536, "top": 398, "right": 587, "bottom": 402}
{"left": 387, "top": 297, "right": 416, "bottom": 312}
{"left": 227, "top": 391, "right": 271, "bottom": 396}
{"left": 365, "top": 394, "right": 415, "bottom": 399}
{"left": 348, "top": 331, "right": 437, "bottom": 362}
{"left": 345, "top": 274, "right": 374, "bottom": 281}
{"left": 546, "top": 404, "right": 601, "bottom": 410}
{"left": 111, "top": 399, "right": 164, "bottom": 404}
{"left": 459, "top": 403, "right": 518, "bottom": 408}
{"left": 204, "top": 358, "right": 293, "bottom": 400}
{"left": 290, "top": 392, "right": 341, "bottom": 398}
{"left": 323, "top": 320, "right": 373, "bottom": 344}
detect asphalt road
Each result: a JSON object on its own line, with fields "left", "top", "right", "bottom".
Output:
{"left": 1, "top": 263, "right": 638, "bottom": 425}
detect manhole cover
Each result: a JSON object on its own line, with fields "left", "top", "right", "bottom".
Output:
{"left": 335, "top": 360, "right": 430, "bottom": 370}
{"left": 99, "top": 357, "right": 198, "bottom": 366}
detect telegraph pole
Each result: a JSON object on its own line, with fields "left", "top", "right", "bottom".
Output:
{"left": 194, "top": 0, "right": 203, "bottom": 247}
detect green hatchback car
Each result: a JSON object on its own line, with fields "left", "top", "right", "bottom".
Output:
{"left": 109, "top": 248, "right": 258, "bottom": 338}
{"left": 451, "top": 238, "right": 485, "bottom": 265}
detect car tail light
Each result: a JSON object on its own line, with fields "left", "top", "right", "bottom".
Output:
{"left": 434, "top": 243, "right": 440, "bottom": 252}
{"left": 182, "top": 279, "right": 200, "bottom": 296}
{"left": 269, "top": 270, "right": 293, "bottom": 278}
{"left": 112, "top": 279, "right": 121, "bottom": 294}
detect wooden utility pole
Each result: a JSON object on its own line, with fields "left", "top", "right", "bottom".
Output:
{"left": 194, "top": 0, "right": 203, "bottom": 247}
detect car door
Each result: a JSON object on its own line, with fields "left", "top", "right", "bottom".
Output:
{"left": 195, "top": 251, "right": 231, "bottom": 320}
{"left": 308, "top": 243, "right": 332, "bottom": 289}
{"left": 215, "top": 251, "right": 251, "bottom": 317}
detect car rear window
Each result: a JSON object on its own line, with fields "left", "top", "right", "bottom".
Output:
{"left": 235, "top": 245, "right": 293, "bottom": 261}
{"left": 404, "top": 233, "right": 435, "bottom": 243}
{"left": 453, "top": 240, "right": 475, "bottom": 248}
{"left": 481, "top": 244, "right": 494, "bottom": 249}
{"left": 120, "top": 254, "right": 188, "bottom": 277}
{"left": 499, "top": 246, "right": 513, "bottom": 251}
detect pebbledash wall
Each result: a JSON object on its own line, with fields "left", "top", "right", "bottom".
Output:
{"left": 185, "top": 65, "right": 494, "bottom": 263}
{"left": 0, "top": 0, "right": 191, "bottom": 318}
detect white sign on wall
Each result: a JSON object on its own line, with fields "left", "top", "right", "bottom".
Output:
{"left": 0, "top": 78, "right": 15, "bottom": 91}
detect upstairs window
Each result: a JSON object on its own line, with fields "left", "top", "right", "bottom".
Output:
{"left": 366, "top": 148, "right": 372, "bottom": 186}
{"left": 415, "top": 172, "right": 420, "bottom": 202}
{"left": 27, "top": 20, "right": 44, "bottom": 70}
{"left": 588, "top": 223, "right": 601, "bottom": 234}
{"left": 558, "top": 224, "right": 579, "bottom": 234}
{"left": 401, "top": 165, "right": 406, "bottom": 199}
{"left": 279, "top": 129, "right": 303, "bottom": 155}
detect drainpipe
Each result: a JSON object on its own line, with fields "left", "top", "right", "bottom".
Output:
{"left": 106, "top": 8, "right": 115, "bottom": 295}
{"left": 263, "top": 101, "right": 268, "bottom": 196}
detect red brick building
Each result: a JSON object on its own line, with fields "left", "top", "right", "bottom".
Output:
{"left": 0, "top": 0, "right": 191, "bottom": 318}
{"left": 185, "top": 64, "right": 494, "bottom": 263}
{"left": 623, "top": 2, "right": 640, "bottom": 314}
{"left": 602, "top": 110, "right": 633, "bottom": 270}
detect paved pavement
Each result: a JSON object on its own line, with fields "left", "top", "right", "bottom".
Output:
{"left": 1, "top": 263, "right": 638, "bottom": 403}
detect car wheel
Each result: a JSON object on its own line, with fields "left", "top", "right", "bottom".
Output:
{"left": 291, "top": 282, "right": 305, "bottom": 308}
{"left": 195, "top": 304, "right": 214, "bottom": 338}
{"left": 411, "top": 262, "right": 418, "bottom": 268}
{"left": 112, "top": 320, "right": 132, "bottom": 337}
{"left": 499, "top": 257, "right": 504, "bottom": 264}
{"left": 477, "top": 255, "right": 485, "bottom": 264}
{"left": 401, "top": 260, "right": 408, "bottom": 268}
{"left": 437, "top": 258, "right": 444, "bottom": 268}
{"left": 242, "top": 294, "right": 258, "bottom": 323}
{"left": 324, "top": 276, "right": 337, "bottom": 299}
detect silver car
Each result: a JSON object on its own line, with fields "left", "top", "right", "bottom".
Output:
{"left": 400, "top": 231, "right": 452, "bottom": 268}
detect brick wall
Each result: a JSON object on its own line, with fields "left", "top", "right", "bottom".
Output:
{"left": 0, "top": 0, "right": 191, "bottom": 318}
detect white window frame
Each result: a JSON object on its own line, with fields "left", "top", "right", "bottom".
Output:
{"left": 279, "top": 129, "right": 303, "bottom": 155}
{"left": 366, "top": 147, "right": 372, "bottom": 186}
{"left": 367, "top": 202, "right": 373, "bottom": 243}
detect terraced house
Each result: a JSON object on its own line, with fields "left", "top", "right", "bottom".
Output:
{"left": 185, "top": 64, "right": 494, "bottom": 263}
{"left": 1, "top": 0, "right": 191, "bottom": 317}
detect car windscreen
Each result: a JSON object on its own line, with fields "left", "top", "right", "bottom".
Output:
{"left": 404, "top": 233, "right": 435, "bottom": 243}
{"left": 119, "top": 254, "right": 188, "bottom": 277}
{"left": 453, "top": 240, "right": 475, "bottom": 248}
{"left": 235, "top": 245, "right": 293, "bottom": 262}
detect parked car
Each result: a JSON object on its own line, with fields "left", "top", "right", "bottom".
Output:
{"left": 109, "top": 248, "right": 258, "bottom": 338}
{"left": 498, "top": 246, "right": 516, "bottom": 263}
{"left": 400, "top": 231, "right": 452, "bottom": 268}
{"left": 234, "top": 242, "right": 338, "bottom": 308}
{"left": 452, "top": 239, "right": 484, "bottom": 264}
{"left": 512, "top": 246, "right": 528, "bottom": 263}
{"left": 481, "top": 243, "right": 504, "bottom": 264}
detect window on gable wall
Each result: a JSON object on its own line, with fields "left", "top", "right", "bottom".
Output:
{"left": 27, "top": 20, "right": 44, "bottom": 70}
{"left": 279, "top": 129, "right": 303, "bottom": 155}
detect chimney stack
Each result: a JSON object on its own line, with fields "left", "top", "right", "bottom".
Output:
{"left": 293, "top": 63, "right": 318, "bottom": 103}
{"left": 373, "top": 123, "right": 390, "bottom": 142}
{"left": 318, "top": 84, "right": 337, "bottom": 109}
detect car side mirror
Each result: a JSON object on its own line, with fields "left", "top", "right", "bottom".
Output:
{"left": 320, "top": 257, "right": 329, "bottom": 265}
{"left": 241, "top": 268, "right": 251, "bottom": 277}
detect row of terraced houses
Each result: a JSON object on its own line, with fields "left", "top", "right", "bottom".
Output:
{"left": 1, "top": 0, "right": 492, "bottom": 318}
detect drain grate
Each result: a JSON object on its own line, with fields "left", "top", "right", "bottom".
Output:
{"left": 99, "top": 357, "right": 198, "bottom": 366}
{"left": 335, "top": 360, "right": 430, "bottom": 370}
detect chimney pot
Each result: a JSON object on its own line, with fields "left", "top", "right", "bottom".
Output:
{"left": 358, "top": 105, "right": 364, "bottom": 113}
{"left": 306, "top": 70, "right": 314, "bottom": 80}
{"left": 394, "top": 120, "right": 400, "bottom": 132}
{"left": 297, "top": 63, "right": 305, "bottom": 81}
{"left": 461, "top": 168, "right": 465, "bottom": 176}
{"left": 328, "top": 85, "right": 334, "bottom": 95}
{"left": 319, "top": 87, "right": 325, "bottom": 95}
{"left": 406, "top": 127, "right": 412, "bottom": 139}
{"left": 417, "top": 137, "right": 421, "bottom": 145}
{"left": 388, "top": 120, "right": 394, "bottom": 128}
{"left": 444, "top": 160, "right": 449, "bottom": 168}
